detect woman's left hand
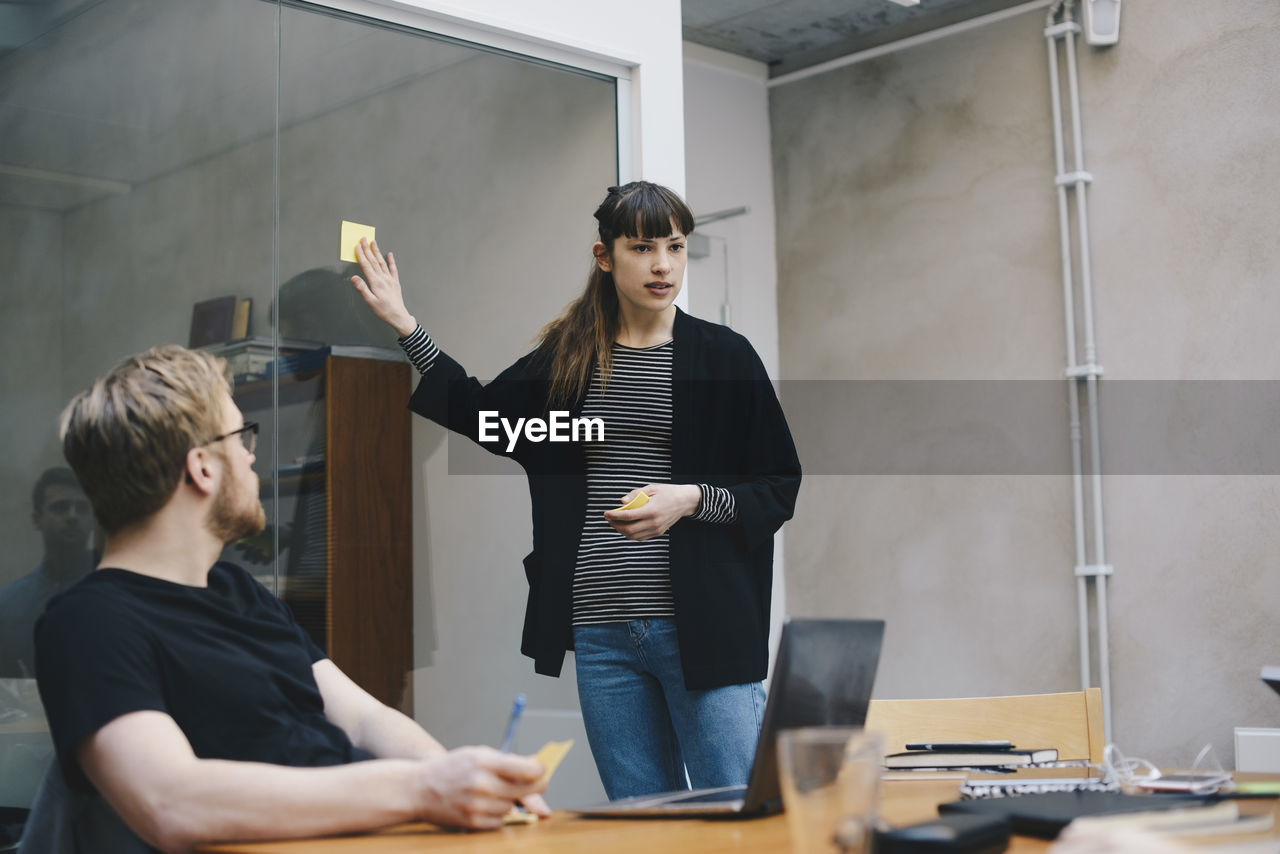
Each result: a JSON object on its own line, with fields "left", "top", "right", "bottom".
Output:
{"left": 603, "top": 484, "right": 701, "bottom": 541}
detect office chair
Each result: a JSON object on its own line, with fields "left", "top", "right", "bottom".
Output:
{"left": 864, "top": 688, "right": 1105, "bottom": 763}
{"left": 18, "top": 760, "right": 148, "bottom": 854}
{"left": 0, "top": 807, "right": 24, "bottom": 853}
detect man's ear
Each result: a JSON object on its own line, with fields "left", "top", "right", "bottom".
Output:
{"left": 184, "top": 447, "right": 218, "bottom": 496}
{"left": 592, "top": 241, "right": 611, "bottom": 273}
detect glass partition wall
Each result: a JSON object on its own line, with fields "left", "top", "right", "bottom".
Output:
{"left": 0, "top": 0, "right": 618, "bottom": 832}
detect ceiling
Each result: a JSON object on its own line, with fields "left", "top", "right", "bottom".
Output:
{"left": 0, "top": 0, "right": 1034, "bottom": 212}
{"left": 683, "top": 0, "right": 1034, "bottom": 78}
{"left": 0, "top": 0, "right": 1039, "bottom": 76}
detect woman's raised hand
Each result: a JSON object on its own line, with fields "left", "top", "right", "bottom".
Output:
{"left": 351, "top": 238, "right": 418, "bottom": 338}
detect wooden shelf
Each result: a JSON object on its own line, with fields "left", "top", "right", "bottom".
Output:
{"left": 234, "top": 355, "right": 412, "bottom": 709}
{"left": 232, "top": 369, "right": 325, "bottom": 411}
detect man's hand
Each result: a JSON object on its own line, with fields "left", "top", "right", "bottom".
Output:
{"left": 602, "top": 484, "right": 701, "bottom": 541}
{"left": 351, "top": 238, "right": 418, "bottom": 338}
{"left": 519, "top": 792, "right": 553, "bottom": 818}
{"left": 78, "top": 711, "right": 547, "bottom": 850}
{"left": 415, "top": 747, "right": 548, "bottom": 829}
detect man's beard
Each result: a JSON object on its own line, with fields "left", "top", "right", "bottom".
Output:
{"left": 208, "top": 466, "right": 266, "bottom": 544}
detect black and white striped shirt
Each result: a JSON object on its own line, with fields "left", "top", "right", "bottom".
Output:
{"left": 398, "top": 327, "right": 737, "bottom": 626}
{"left": 573, "top": 341, "right": 677, "bottom": 623}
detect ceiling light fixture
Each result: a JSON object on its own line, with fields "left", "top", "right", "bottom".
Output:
{"left": 887, "top": 0, "right": 921, "bottom": 6}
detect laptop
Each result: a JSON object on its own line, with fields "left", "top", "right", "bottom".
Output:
{"left": 574, "top": 617, "right": 885, "bottom": 818}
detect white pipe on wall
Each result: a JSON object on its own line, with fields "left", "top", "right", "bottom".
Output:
{"left": 1046, "top": 0, "right": 1113, "bottom": 740}
{"left": 1044, "top": 10, "right": 1092, "bottom": 695}
{"left": 1064, "top": 13, "right": 1114, "bottom": 742}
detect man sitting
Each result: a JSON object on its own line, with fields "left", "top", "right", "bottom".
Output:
{"left": 34, "top": 345, "right": 548, "bottom": 853}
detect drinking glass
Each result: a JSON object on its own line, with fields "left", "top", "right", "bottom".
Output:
{"left": 778, "top": 727, "right": 883, "bottom": 854}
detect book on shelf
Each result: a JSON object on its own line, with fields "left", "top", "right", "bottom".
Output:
{"left": 885, "top": 746, "right": 1059, "bottom": 769}
{"left": 327, "top": 344, "right": 405, "bottom": 362}
{"left": 200, "top": 337, "right": 404, "bottom": 381}
{"left": 190, "top": 296, "right": 253, "bottom": 348}
{"left": 231, "top": 297, "right": 252, "bottom": 340}
{"left": 202, "top": 336, "right": 324, "bottom": 382}
{"left": 271, "top": 343, "right": 405, "bottom": 377}
{"left": 189, "top": 296, "right": 238, "bottom": 348}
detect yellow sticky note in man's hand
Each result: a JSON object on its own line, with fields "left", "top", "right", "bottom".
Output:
{"left": 502, "top": 809, "right": 538, "bottom": 825}
{"left": 339, "top": 220, "right": 376, "bottom": 263}
{"left": 534, "top": 739, "right": 574, "bottom": 785}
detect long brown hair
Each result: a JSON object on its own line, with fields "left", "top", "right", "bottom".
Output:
{"left": 536, "top": 181, "right": 695, "bottom": 408}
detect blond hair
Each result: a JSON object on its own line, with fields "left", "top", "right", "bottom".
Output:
{"left": 60, "top": 345, "right": 231, "bottom": 533}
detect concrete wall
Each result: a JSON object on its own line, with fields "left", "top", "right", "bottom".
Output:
{"left": 0, "top": 206, "right": 66, "bottom": 585}
{"left": 770, "top": 1, "right": 1280, "bottom": 766}
{"left": 682, "top": 42, "right": 788, "bottom": 668}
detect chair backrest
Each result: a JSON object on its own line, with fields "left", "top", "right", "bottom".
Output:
{"left": 864, "top": 688, "right": 1105, "bottom": 763}
{"left": 18, "top": 760, "right": 149, "bottom": 854}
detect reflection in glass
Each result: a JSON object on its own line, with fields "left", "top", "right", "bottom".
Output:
{"left": 0, "top": 0, "right": 277, "bottom": 834}
{"left": 0, "top": 0, "right": 621, "bottom": 826}
{"left": 0, "top": 469, "right": 95, "bottom": 679}
{"left": 276, "top": 4, "right": 618, "bottom": 730}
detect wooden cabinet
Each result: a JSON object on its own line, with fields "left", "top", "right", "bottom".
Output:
{"left": 230, "top": 352, "right": 412, "bottom": 709}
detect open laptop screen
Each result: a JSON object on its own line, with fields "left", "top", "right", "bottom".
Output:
{"left": 742, "top": 618, "right": 885, "bottom": 813}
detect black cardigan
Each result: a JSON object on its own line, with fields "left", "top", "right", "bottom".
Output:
{"left": 409, "top": 308, "right": 801, "bottom": 689}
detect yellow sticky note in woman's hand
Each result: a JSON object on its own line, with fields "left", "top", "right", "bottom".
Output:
{"left": 615, "top": 491, "right": 649, "bottom": 511}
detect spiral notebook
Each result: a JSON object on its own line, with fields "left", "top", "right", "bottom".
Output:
{"left": 958, "top": 766, "right": 1116, "bottom": 799}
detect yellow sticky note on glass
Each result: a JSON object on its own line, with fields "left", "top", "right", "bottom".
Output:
{"left": 534, "top": 739, "right": 573, "bottom": 784}
{"left": 339, "top": 220, "right": 376, "bottom": 263}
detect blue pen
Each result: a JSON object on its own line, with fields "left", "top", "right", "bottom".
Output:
{"left": 499, "top": 693, "right": 527, "bottom": 753}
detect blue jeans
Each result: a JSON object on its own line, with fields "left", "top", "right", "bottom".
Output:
{"left": 573, "top": 619, "right": 765, "bottom": 800}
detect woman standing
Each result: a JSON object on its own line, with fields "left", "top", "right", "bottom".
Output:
{"left": 352, "top": 181, "right": 801, "bottom": 800}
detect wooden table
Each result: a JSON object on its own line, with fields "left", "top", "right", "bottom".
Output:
{"left": 197, "top": 776, "right": 1056, "bottom": 853}
{"left": 197, "top": 773, "right": 1280, "bottom": 853}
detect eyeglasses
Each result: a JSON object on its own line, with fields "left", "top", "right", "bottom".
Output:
{"left": 205, "top": 421, "right": 259, "bottom": 454}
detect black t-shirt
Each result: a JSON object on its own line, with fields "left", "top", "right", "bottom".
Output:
{"left": 35, "top": 562, "right": 371, "bottom": 791}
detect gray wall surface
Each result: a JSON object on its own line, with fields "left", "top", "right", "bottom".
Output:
{"left": 0, "top": 206, "right": 66, "bottom": 581}
{"left": 683, "top": 43, "right": 790, "bottom": 670}
{"left": 771, "top": 1, "right": 1280, "bottom": 766}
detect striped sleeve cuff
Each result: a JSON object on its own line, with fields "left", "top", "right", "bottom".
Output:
{"left": 693, "top": 484, "right": 738, "bottom": 524}
{"left": 398, "top": 324, "right": 439, "bottom": 375}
